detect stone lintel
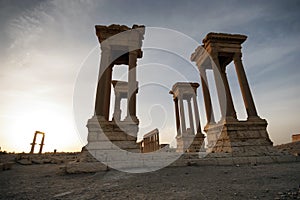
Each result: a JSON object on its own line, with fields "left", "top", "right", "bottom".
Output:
{"left": 202, "top": 32, "right": 247, "bottom": 46}
{"left": 169, "top": 82, "right": 199, "bottom": 99}
{"left": 95, "top": 24, "right": 145, "bottom": 43}
{"left": 192, "top": 32, "right": 247, "bottom": 70}
{"left": 112, "top": 80, "right": 138, "bottom": 96}
{"left": 95, "top": 24, "right": 145, "bottom": 64}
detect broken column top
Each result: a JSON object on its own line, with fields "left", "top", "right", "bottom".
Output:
{"left": 169, "top": 82, "right": 199, "bottom": 99}
{"left": 95, "top": 24, "right": 145, "bottom": 43}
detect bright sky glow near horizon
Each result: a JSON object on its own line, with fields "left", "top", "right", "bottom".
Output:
{"left": 0, "top": 0, "right": 300, "bottom": 153}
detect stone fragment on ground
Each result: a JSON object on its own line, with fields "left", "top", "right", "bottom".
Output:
{"left": 17, "top": 159, "right": 32, "bottom": 165}
{"left": 64, "top": 161, "right": 108, "bottom": 174}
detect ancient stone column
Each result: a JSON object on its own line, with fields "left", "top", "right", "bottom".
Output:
{"left": 30, "top": 132, "right": 37, "bottom": 154}
{"left": 95, "top": 46, "right": 112, "bottom": 120}
{"left": 38, "top": 134, "right": 45, "bottom": 154}
{"left": 174, "top": 98, "right": 181, "bottom": 136}
{"left": 212, "top": 54, "right": 237, "bottom": 120}
{"left": 187, "top": 98, "right": 195, "bottom": 134}
{"left": 113, "top": 93, "right": 121, "bottom": 121}
{"left": 126, "top": 51, "right": 138, "bottom": 122}
{"left": 233, "top": 53, "right": 258, "bottom": 119}
{"left": 192, "top": 95, "right": 201, "bottom": 133}
{"left": 199, "top": 68, "right": 215, "bottom": 124}
{"left": 178, "top": 95, "right": 186, "bottom": 134}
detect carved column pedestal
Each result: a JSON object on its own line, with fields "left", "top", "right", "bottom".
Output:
{"left": 86, "top": 116, "right": 140, "bottom": 153}
{"left": 204, "top": 118, "right": 278, "bottom": 156}
{"left": 176, "top": 132, "right": 205, "bottom": 153}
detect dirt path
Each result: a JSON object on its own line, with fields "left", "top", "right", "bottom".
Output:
{"left": 1, "top": 162, "right": 300, "bottom": 199}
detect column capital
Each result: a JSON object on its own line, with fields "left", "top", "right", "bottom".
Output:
{"left": 129, "top": 50, "right": 138, "bottom": 55}
{"left": 177, "top": 93, "right": 183, "bottom": 100}
{"left": 233, "top": 52, "right": 243, "bottom": 59}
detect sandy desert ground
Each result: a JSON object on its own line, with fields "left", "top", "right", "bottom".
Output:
{"left": 1, "top": 158, "right": 300, "bottom": 200}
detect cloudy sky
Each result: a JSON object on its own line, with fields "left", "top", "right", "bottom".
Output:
{"left": 0, "top": 0, "right": 299, "bottom": 152}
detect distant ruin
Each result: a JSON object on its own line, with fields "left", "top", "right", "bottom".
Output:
{"left": 30, "top": 131, "right": 45, "bottom": 154}
{"left": 292, "top": 134, "right": 300, "bottom": 142}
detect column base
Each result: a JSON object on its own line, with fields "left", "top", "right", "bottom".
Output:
{"left": 176, "top": 133, "right": 205, "bottom": 153}
{"left": 86, "top": 116, "right": 140, "bottom": 152}
{"left": 204, "top": 118, "right": 280, "bottom": 157}
{"left": 124, "top": 115, "right": 139, "bottom": 124}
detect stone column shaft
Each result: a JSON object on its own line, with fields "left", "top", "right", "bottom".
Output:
{"left": 95, "top": 48, "right": 112, "bottom": 120}
{"left": 187, "top": 98, "right": 195, "bottom": 134}
{"left": 174, "top": 98, "right": 181, "bottom": 136}
{"left": 30, "top": 133, "right": 37, "bottom": 154}
{"left": 103, "top": 65, "right": 113, "bottom": 120}
{"left": 192, "top": 95, "right": 202, "bottom": 133}
{"left": 113, "top": 93, "right": 121, "bottom": 121}
{"left": 199, "top": 68, "right": 215, "bottom": 124}
{"left": 212, "top": 55, "right": 236, "bottom": 120}
{"left": 127, "top": 51, "right": 138, "bottom": 122}
{"left": 233, "top": 53, "right": 258, "bottom": 118}
{"left": 38, "top": 134, "right": 45, "bottom": 154}
{"left": 178, "top": 96, "right": 186, "bottom": 135}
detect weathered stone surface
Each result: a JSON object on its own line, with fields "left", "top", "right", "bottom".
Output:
{"left": 276, "top": 141, "right": 300, "bottom": 156}
{"left": 31, "top": 159, "right": 44, "bottom": 164}
{"left": 50, "top": 158, "right": 64, "bottom": 164}
{"left": 42, "top": 159, "right": 52, "bottom": 164}
{"left": 203, "top": 119, "right": 280, "bottom": 157}
{"left": 65, "top": 161, "right": 108, "bottom": 173}
{"left": 17, "top": 159, "right": 32, "bottom": 165}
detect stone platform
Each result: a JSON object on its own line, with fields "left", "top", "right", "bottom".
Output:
{"left": 86, "top": 116, "right": 140, "bottom": 153}
{"left": 205, "top": 118, "right": 277, "bottom": 157}
{"left": 65, "top": 149, "right": 300, "bottom": 173}
{"left": 176, "top": 133, "right": 205, "bottom": 153}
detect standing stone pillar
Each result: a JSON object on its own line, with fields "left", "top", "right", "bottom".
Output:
{"left": 126, "top": 51, "right": 138, "bottom": 123}
{"left": 192, "top": 95, "right": 201, "bottom": 133}
{"left": 199, "top": 68, "right": 215, "bottom": 124}
{"left": 30, "top": 131, "right": 45, "bottom": 154}
{"left": 113, "top": 93, "right": 121, "bottom": 121}
{"left": 95, "top": 47, "right": 112, "bottom": 120}
{"left": 178, "top": 95, "right": 186, "bottom": 135}
{"left": 38, "top": 134, "right": 45, "bottom": 154}
{"left": 191, "top": 32, "right": 274, "bottom": 156}
{"left": 30, "top": 133, "right": 37, "bottom": 154}
{"left": 212, "top": 54, "right": 237, "bottom": 120}
{"left": 187, "top": 98, "right": 195, "bottom": 134}
{"left": 174, "top": 98, "right": 181, "bottom": 136}
{"left": 233, "top": 52, "right": 258, "bottom": 119}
